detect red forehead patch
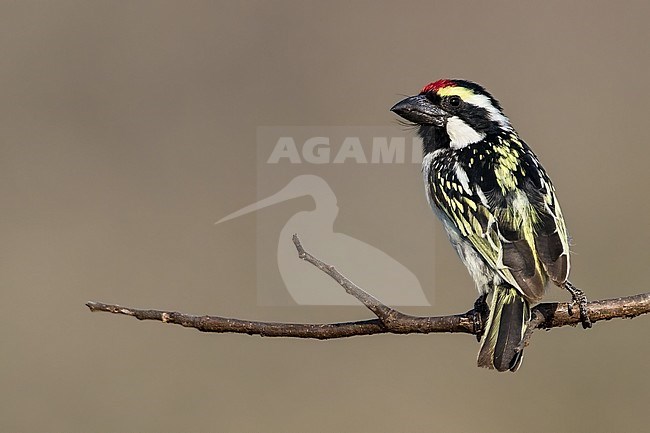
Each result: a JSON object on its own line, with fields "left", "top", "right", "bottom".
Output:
{"left": 421, "top": 79, "right": 454, "bottom": 94}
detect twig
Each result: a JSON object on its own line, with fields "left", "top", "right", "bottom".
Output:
{"left": 87, "top": 235, "right": 650, "bottom": 341}
{"left": 291, "top": 234, "right": 408, "bottom": 329}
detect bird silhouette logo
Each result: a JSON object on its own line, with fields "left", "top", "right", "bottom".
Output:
{"left": 217, "top": 174, "right": 430, "bottom": 306}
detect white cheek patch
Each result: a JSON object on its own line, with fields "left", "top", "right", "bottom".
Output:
{"left": 446, "top": 116, "right": 486, "bottom": 149}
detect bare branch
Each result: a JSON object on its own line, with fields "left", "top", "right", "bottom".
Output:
{"left": 85, "top": 301, "right": 474, "bottom": 339}
{"left": 291, "top": 234, "right": 408, "bottom": 329}
{"left": 86, "top": 235, "right": 650, "bottom": 341}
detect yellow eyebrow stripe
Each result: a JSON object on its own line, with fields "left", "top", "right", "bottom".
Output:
{"left": 436, "top": 86, "right": 475, "bottom": 100}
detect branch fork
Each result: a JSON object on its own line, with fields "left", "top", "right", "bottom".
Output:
{"left": 87, "top": 235, "right": 650, "bottom": 347}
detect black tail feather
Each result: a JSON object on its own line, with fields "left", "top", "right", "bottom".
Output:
{"left": 477, "top": 286, "right": 530, "bottom": 372}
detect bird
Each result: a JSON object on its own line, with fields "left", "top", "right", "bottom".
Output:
{"left": 390, "top": 79, "right": 591, "bottom": 372}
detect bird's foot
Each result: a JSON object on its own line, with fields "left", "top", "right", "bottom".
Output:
{"left": 564, "top": 281, "right": 592, "bottom": 329}
{"left": 472, "top": 293, "right": 489, "bottom": 341}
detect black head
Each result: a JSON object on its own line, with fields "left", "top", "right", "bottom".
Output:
{"left": 391, "top": 79, "right": 512, "bottom": 150}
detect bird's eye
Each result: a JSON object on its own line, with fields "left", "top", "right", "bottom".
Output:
{"left": 448, "top": 96, "right": 462, "bottom": 107}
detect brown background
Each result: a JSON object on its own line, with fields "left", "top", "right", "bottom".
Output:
{"left": 2, "top": 1, "right": 650, "bottom": 432}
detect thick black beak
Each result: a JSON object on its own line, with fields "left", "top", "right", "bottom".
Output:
{"left": 390, "top": 95, "right": 448, "bottom": 126}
